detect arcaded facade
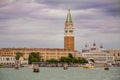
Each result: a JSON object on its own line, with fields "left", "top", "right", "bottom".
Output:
{"left": 0, "top": 48, "right": 79, "bottom": 63}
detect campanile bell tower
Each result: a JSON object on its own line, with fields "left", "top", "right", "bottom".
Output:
{"left": 64, "top": 8, "right": 74, "bottom": 50}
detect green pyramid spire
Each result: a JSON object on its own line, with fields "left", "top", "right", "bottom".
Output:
{"left": 66, "top": 8, "right": 72, "bottom": 23}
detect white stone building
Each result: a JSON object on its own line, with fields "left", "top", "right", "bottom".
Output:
{"left": 19, "top": 56, "right": 28, "bottom": 65}
{"left": 82, "top": 50, "right": 114, "bottom": 64}
{"left": 0, "top": 56, "right": 15, "bottom": 64}
{"left": 82, "top": 41, "right": 114, "bottom": 65}
{"left": 108, "top": 49, "right": 120, "bottom": 66}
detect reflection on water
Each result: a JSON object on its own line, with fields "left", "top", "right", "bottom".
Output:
{"left": 0, "top": 67, "right": 120, "bottom": 80}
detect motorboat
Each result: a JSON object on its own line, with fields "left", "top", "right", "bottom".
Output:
{"left": 82, "top": 64, "right": 94, "bottom": 69}
{"left": 33, "top": 64, "right": 39, "bottom": 72}
{"left": 104, "top": 63, "right": 109, "bottom": 70}
{"left": 63, "top": 64, "right": 68, "bottom": 70}
{"left": 14, "top": 64, "right": 19, "bottom": 69}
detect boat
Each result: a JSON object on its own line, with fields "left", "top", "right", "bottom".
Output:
{"left": 104, "top": 67, "right": 109, "bottom": 70}
{"left": 28, "top": 64, "right": 33, "bottom": 68}
{"left": 104, "top": 63, "right": 109, "bottom": 70}
{"left": 82, "top": 64, "right": 94, "bottom": 69}
{"left": 63, "top": 64, "right": 68, "bottom": 70}
{"left": 14, "top": 64, "right": 19, "bottom": 69}
{"left": 33, "top": 64, "right": 39, "bottom": 72}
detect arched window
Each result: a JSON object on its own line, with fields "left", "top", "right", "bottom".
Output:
{"left": 6, "top": 58, "right": 9, "bottom": 61}
{"left": 114, "top": 53, "right": 115, "bottom": 56}
{"left": 65, "top": 30, "right": 68, "bottom": 33}
{"left": 69, "top": 30, "right": 73, "bottom": 33}
{"left": 118, "top": 53, "right": 120, "bottom": 56}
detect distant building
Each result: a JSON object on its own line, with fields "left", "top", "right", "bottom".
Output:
{"left": 0, "top": 49, "right": 15, "bottom": 65}
{"left": 108, "top": 49, "right": 120, "bottom": 66}
{"left": 82, "top": 41, "right": 114, "bottom": 65}
{"left": 0, "top": 9, "right": 80, "bottom": 65}
{"left": 0, "top": 56, "right": 15, "bottom": 65}
{"left": 19, "top": 56, "right": 28, "bottom": 65}
{"left": 0, "top": 48, "right": 79, "bottom": 63}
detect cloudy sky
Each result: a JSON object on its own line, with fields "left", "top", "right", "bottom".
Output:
{"left": 0, "top": 0, "right": 120, "bottom": 51}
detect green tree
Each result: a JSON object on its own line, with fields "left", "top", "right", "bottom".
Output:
{"left": 59, "top": 57, "right": 67, "bottom": 62}
{"left": 28, "top": 52, "right": 40, "bottom": 64}
{"left": 78, "top": 57, "right": 88, "bottom": 64}
{"left": 15, "top": 52, "right": 23, "bottom": 60}
{"left": 68, "top": 53, "right": 73, "bottom": 58}
{"left": 46, "top": 59, "right": 58, "bottom": 63}
{"left": 59, "top": 57, "right": 72, "bottom": 63}
{"left": 89, "top": 59, "right": 95, "bottom": 63}
{"left": 72, "top": 58, "right": 79, "bottom": 63}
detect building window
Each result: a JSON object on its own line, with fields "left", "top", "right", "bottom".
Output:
{"left": 6, "top": 58, "right": 9, "bottom": 61}
{"left": 65, "top": 30, "right": 68, "bottom": 33}
{"left": 118, "top": 53, "right": 120, "bottom": 56}
{"left": 69, "top": 30, "right": 73, "bottom": 33}
{"left": 114, "top": 53, "right": 115, "bottom": 56}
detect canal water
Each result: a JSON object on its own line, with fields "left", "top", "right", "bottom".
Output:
{"left": 0, "top": 67, "right": 120, "bottom": 80}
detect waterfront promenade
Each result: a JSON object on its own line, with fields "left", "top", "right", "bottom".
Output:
{"left": 0, "top": 67, "right": 120, "bottom": 80}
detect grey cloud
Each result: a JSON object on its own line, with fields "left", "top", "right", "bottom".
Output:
{"left": 35, "top": 0, "right": 118, "bottom": 8}
{"left": 0, "top": 0, "right": 15, "bottom": 7}
{"left": 0, "top": 0, "right": 45, "bottom": 20}
{"left": 0, "top": 0, "right": 120, "bottom": 50}
{"left": 35, "top": 0, "right": 120, "bottom": 17}
{"left": 103, "top": 4, "right": 120, "bottom": 16}
{"left": 100, "top": 27, "right": 120, "bottom": 34}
